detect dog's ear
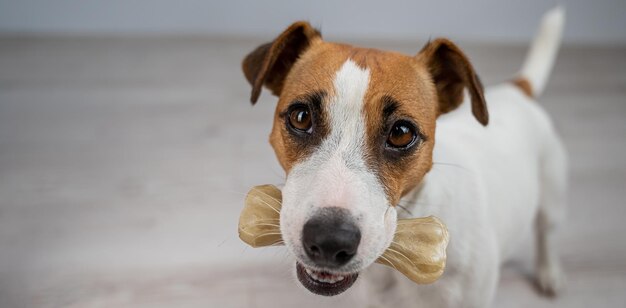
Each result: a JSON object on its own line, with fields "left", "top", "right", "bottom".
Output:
{"left": 416, "top": 38, "right": 488, "bottom": 125}
{"left": 242, "top": 22, "right": 321, "bottom": 104}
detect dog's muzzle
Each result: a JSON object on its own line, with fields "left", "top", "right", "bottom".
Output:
{"left": 297, "top": 207, "right": 361, "bottom": 296}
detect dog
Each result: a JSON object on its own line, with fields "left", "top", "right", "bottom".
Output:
{"left": 241, "top": 7, "right": 566, "bottom": 307}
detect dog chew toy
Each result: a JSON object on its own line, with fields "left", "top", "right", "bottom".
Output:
{"left": 238, "top": 185, "right": 450, "bottom": 284}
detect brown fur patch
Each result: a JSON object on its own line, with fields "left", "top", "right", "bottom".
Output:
{"left": 512, "top": 77, "right": 534, "bottom": 97}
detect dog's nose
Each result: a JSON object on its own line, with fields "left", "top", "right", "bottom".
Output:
{"left": 302, "top": 207, "right": 361, "bottom": 268}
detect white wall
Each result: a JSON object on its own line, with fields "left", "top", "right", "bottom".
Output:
{"left": 0, "top": 0, "right": 625, "bottom": 44}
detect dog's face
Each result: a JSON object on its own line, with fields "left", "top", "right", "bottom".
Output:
{"left": 242, "top": 22, "right": 487, "bottom": 296}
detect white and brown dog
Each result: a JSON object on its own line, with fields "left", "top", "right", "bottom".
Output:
{"left": 241, "top": 7, "right": 566, "bottom": 307}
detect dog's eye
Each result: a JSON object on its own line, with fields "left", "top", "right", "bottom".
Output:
{"left": 387, "top": 121, "right": 417, "bottom": 149}
{"left": 288, "top": 105, "right": 313, "bottom": 133}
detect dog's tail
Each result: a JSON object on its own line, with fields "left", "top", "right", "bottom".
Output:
{"left": 513, "top": 6, "right": 565, "bottom": 98}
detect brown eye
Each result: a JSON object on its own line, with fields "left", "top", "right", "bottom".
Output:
{"left": 387, "top": 121, "right": 417, "bottom": 149}
{"left": 288, "top": 105, "right": 312, "bottom": 133}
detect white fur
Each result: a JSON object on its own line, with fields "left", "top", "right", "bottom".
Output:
{"left": 280, "top": 60, "right": 397, "bottom": 273}
{"left": 359, "top": 8, "right": 567, "bottom": 307}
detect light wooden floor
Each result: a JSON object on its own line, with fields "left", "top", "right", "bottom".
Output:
{"left": 0, "top": 36, "right": 625, "bottom": 307}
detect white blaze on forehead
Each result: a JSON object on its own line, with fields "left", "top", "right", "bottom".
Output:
{"left": 316, "top": 59, "right": 372, "bottom": 207}
{"left": 330, "top": 59, "right": 371, "bottom": 149}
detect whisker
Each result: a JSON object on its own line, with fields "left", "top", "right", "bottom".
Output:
{"left": 386, "top": 247, "right": 417, "bottom": 267}
{"left": 420, "top": 203, "right": 449, "bottom": 209}
{"left": 396, "top": 204, "right": 413, "bottom": 216}
{"left": 432, "top": 161, "right": 472, "bottom": 173}
{"left": 253, "top": 218, "right": 280, "bottom": 222}
{"left": 252, "top": 232, "right": 283, "bottom": 241}
{"left": 396, "top": 221, "right": 440, "bottom": 227}
{"left": 255, "top": 197, "right": 281, "bottom": 215}
{"left": 397, "top": 200, "right": 450, "bottom": 209}
{"left": 252, "top": 223, "right": 281, "bottom": 228}
{"left": 253, "top": 232, "right": 282, "bottom": 236}
{"left": 270, "top": 240, "right": 285, "bottom": 246}
{"left": 253, "top": 189, "right": 283, "bottom": 208}
{"left": 253, "top": 188, "right": 282, "bottom": 204}
{"left": 378, "top": 254, "right": 398, "bottom": 271}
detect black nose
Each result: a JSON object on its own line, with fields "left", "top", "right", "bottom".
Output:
{"left": 302, "top": 207, "right": 361, "bottom": 268}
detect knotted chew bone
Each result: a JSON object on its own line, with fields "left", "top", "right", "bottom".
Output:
{"left": 238, "top": 185, "right": 450, "bottom": 284}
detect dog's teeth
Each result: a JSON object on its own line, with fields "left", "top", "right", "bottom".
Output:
{"left": 304, "top": 266, "right": 348, "bottom": 284}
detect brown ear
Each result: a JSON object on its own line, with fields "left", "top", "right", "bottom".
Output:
{"left": 417, "top": 38, "right": 488, "bottom": 125}
{"left": 242, "top": 22, "right": 321, "bottom": 104}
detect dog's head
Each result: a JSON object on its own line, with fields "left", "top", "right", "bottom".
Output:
{"left": 242, "top": 22, "right": 487, "bottom": 296}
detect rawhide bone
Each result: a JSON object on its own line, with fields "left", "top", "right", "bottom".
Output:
{"left": 238, "top": 185, "right": 450, "bottom": 284}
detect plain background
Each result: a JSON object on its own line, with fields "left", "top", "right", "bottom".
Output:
{"left": 1, "top": 0, "right": 626, "bottom": 44}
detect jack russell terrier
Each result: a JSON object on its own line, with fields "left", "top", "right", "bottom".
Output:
{"left": 241, "top": 7, "right": 566, "bottom": 307}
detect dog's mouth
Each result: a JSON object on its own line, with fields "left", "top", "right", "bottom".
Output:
{"left": 296, "top": 262, "right": 359, "bottom": 296}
